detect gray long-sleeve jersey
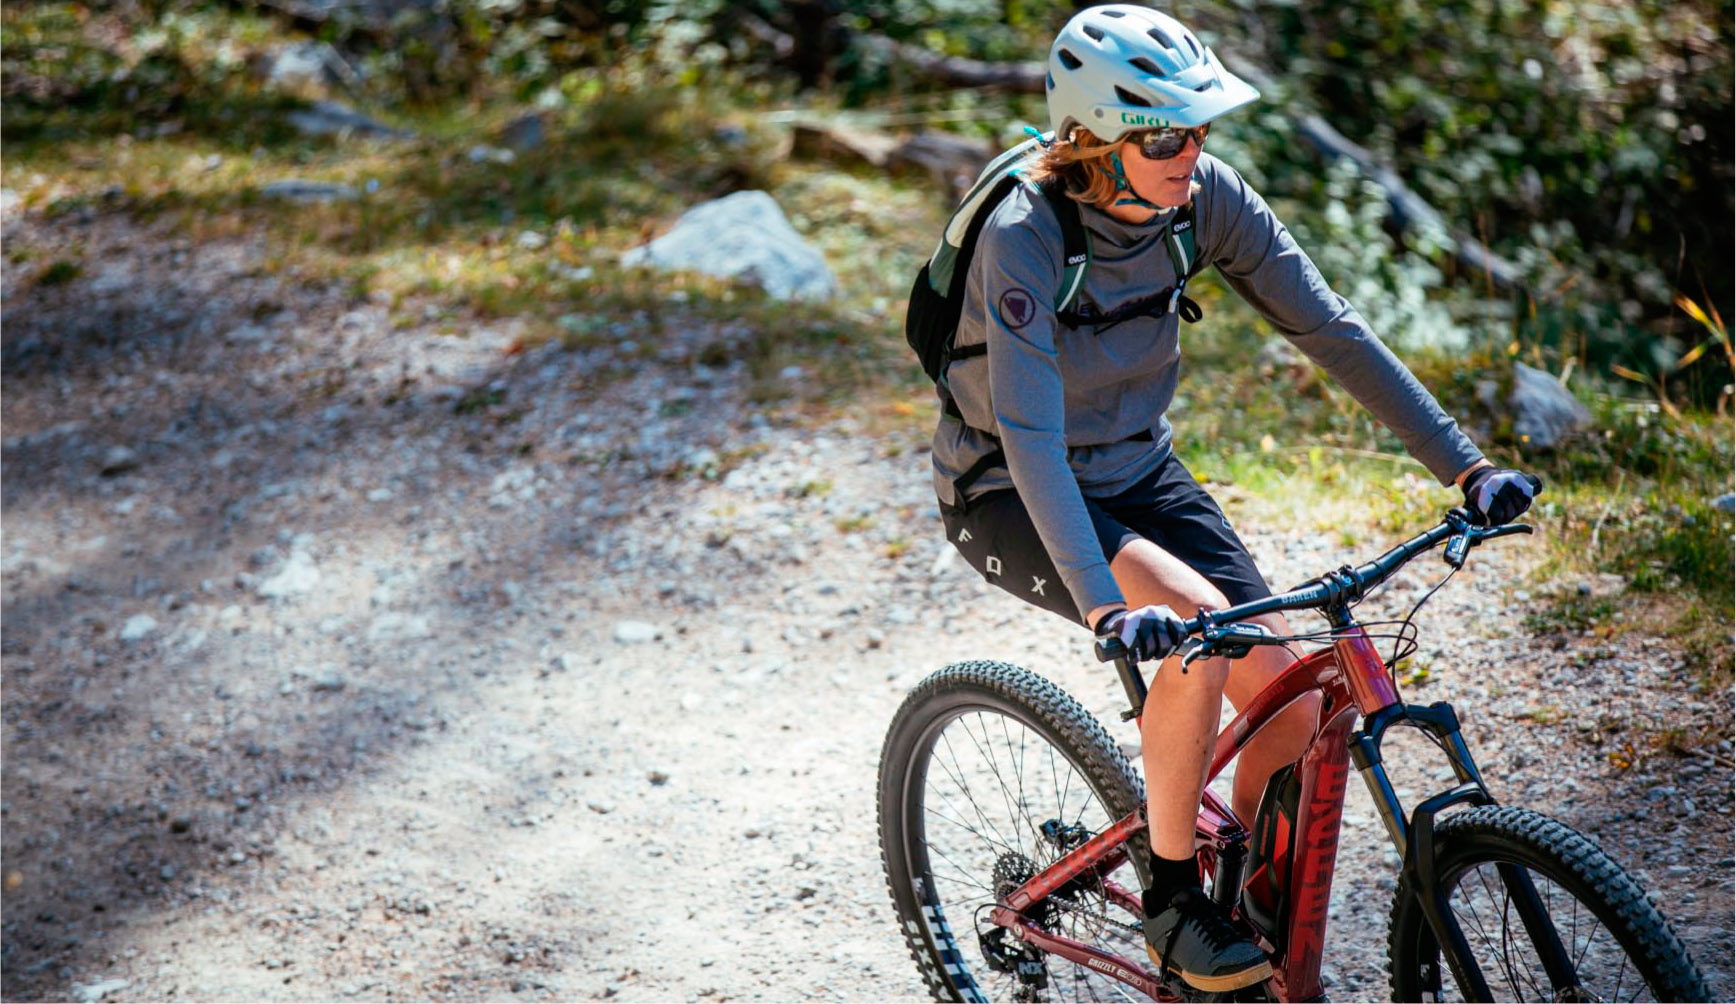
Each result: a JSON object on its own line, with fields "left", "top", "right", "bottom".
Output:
{"left": 930, "top": 152, "right": 1485, "bottom": 622}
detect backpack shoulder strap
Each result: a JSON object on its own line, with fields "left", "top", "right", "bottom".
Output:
{"left": 1164, "top": 202, "right": 1203, "bottom": 322}
{"left": 1035, "top": 178, "right": 1090, "bottom": 313}
{"left": 1166, "top": 201, "right": 1197, "bottom": 281}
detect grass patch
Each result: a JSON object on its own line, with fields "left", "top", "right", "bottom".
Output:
{"left": 34, "top": 259, "right": 82, "bottom": 286}
{"left": 1523, "top": 590, "right": 1619, "bottom": 636}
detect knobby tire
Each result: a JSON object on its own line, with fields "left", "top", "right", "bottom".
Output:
{"left": 878, "top": 661, "right": 1150, "bottom": 1003}
{"left": 1386, "top": 805, "right": 1708, "bottom": 1002}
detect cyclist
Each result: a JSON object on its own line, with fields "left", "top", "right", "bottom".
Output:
{"left": 931, "top": 4, "right": 1543, "bottom": 993}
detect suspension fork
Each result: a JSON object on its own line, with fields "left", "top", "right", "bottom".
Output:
{"left": 1351, "top": 702, "right": 1581, "bottom": 1000}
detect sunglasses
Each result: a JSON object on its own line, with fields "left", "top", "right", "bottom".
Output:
{"left": 1131, "top": 123, "right": 1210, "bottom": 160}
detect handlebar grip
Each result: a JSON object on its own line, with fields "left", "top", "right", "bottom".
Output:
{"left": 1094, "top": 636, "right": 1127, "bottom": 664}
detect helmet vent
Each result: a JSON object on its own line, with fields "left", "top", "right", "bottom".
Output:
{"left": 1099, "top": 8, "right": 1125, "bottom": 15}
{"left": 1081, "top": 23, "right": 1105, "bottom": 41}
{"left": 1128, "top": 56, "right": 1164, "bottom": 77}
{"left": 1113, "top": 86, "right": 1153, "bottom": 108}
{"left": 1056, "top": 47, "right": 1083, "bottom": 70}
{"left": 1045, "top": 72, "right": 1055, "bottom": 90}
{"left": 1185, "top": 35, "right": 1202, "bottom": 58}
{"left": 1146, "top": 27, "right": 1177, "bottom": 50}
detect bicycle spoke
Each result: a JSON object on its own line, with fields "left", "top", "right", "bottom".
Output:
{"left": 925, "top": 780, "right": 1021, "bottom": 860}
{"left": 1430, "top": 854, "right": 1669, "bottom": 1004}
{"left": 934, "top": 728, "right": 1022, "bottom": 856}
{"left": 965, "top": 713, "right": 1024, "bottom": 851}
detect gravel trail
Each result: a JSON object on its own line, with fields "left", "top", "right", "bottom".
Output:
{"left": 3, "top": 210, "right": 1730, "bottom": 1002}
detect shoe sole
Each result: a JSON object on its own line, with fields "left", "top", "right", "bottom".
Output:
{"left": 1145, "top": 943, "right": 1273, "bottom": 992}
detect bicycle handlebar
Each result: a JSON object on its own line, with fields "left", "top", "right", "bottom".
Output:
{"left": 1093, "top": 508, "right": 1533, "bottom": 664}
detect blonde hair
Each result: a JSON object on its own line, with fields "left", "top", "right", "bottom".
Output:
{"left": 1026, "top": 127, "right": 1201, "bottom": 210}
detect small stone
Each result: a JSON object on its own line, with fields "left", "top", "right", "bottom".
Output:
{"left": 119, "top": 614, "right": 159, "bottom": 642}
{"left": 261, "top": 179, "right": 360, "bottom": 203}
{"left": 586, "top": 801, "right": 614, "bottom": 815}
{"left": 258, "top": 551, "right": 321, "bottom": 599}
{"left": 613, "top": 621, "right": 658, "bottom": 644}
{"left": 499, "top": 113, "right": 545, "bottom": 151}
{"left": 159, "top": 865, "right": 176, "bottom": 881}
{"left": 312, "top": 671, "right": 346, "bottom": 692}
{"left": 367, "top": 612, "right": 433, "bottom": 643}
{"left": 648, "top": 770, "right": 670, "bottom": 786}
{"left": 170, "top": 815, "right": 193, "bottom": 833}
{"left": 99, "top": 446, "right": 139, "bottom": 475}
{"left": 71, "top": 979, "right": 129, "bottom": 1003}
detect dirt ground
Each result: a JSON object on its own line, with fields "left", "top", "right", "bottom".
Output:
{"left": 2, "top": 207, "right": 1731, "bottom": 1003}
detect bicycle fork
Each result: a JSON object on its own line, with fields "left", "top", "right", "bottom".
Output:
{"left": 1351, "top": 701, "right": 1582, "bottom": 1002}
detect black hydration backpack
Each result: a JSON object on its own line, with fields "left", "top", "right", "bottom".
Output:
{"left": 902, "top": 132, "right": 1203, "bottom": 504}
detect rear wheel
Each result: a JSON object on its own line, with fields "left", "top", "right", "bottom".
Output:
{"left": 1386, "top": 805, "right": 1708, "bottom": 1002}
{"left": 878, "top": 661, "right": 1150, "bottom": 1002}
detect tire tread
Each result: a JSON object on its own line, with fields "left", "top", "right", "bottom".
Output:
{"left": 878, "top": 661, "right": 1146, "bottom": 1002}
{"left": 1385, "top": 804, "right": 1708, "bottom": 1001}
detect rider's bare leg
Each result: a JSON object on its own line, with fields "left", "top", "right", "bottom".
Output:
{"left": 1109, "top": 540, "right": 1321, "bottom": 857}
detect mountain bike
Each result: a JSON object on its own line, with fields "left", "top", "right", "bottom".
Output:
{"left": 878, "top": 509, "right": 1709, "bottom": 1002}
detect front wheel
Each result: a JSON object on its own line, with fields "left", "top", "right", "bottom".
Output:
{"left": 1386, "top": 805, "right": 1708, "bottom": 1002}
{"left": 878, "top": 661, "right": 1150, "bottom": 1002}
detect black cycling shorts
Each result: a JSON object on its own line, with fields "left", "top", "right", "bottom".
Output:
{"left": 939, "top": 452, "right": 1272, "bottom": 626}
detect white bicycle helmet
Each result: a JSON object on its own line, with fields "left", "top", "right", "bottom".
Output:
{"left": 1046, "top": 4, "right": 1259, "bottom": 140}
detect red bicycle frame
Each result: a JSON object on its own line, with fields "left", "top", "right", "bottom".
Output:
{"left": 988, "top": 627, "right": 1402, "bottom": 1002}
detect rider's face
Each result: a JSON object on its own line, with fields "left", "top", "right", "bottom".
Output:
{"left": 1117, "top": 126, "right": 1208, "bottom": 209}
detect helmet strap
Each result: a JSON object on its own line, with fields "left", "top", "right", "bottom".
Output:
{"left": 1102, "top": 152, "right": 1163, "bottom": 211}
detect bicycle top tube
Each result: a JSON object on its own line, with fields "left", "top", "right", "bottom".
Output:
{"left": 1096, "top": 508, "right": 1533, "bottom": 666}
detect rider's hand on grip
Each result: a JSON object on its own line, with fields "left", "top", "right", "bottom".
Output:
{"left": 1094, "top": 605, "right": 1187, "bottom": 663}
{"left": 1462, "top": 466, "right": 1543, "bottom": 526}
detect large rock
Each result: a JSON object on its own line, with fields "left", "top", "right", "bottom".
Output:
{"left": 621, "top": 191, "right": 838, "bottom": 302}
{"left": 1509, "top": 361, "right": 1593, "bottom": 450}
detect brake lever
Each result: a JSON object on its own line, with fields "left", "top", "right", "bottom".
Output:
{"left": 1445, "top": 520, "right": 1536, "bottom": 569}
{"left": 1179, "top": 642, "right": 1209, "bottom": 674}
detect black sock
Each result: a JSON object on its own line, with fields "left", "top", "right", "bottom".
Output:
{"left": 1144, "top": 851, "right": 1202, "bottom": 916}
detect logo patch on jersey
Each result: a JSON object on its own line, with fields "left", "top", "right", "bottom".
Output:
{"left": 999, "top": 286, "right": 1034, "bottom": 330}
{"left": 998, "top": 288, "right": 1037, "bottom": 330}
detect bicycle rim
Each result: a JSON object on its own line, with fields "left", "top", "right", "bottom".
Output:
{"left": 1388, "top": 806, "right": 1707, "bottom": 1003}
{"left": 881, "top": 663, "right": 1150, "bottom": 1003}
